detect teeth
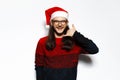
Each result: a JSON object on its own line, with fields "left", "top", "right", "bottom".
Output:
{"left": 57, "top": 27, "right": 63, "bottom": 29}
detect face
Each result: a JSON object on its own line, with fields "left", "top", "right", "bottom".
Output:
{"left": 51, "top": 17, "right": 68, "bottom": 36}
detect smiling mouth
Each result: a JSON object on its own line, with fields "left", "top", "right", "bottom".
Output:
{"left": 53, "top": 26, "right": 69, "bottom": 36}
{"left": 56, "top": 27, "right": 64, "bottom": 30}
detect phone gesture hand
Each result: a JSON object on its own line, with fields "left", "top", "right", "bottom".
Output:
{"left": 64, "top": 24, "right": 76, "bottom": 37}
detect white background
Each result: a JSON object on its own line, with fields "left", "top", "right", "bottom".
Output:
{"left": 0, "top": 0, "right": 120, "bottom": 80}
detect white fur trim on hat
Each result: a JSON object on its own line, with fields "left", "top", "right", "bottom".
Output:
{"left": 51, "top": 11, "right": 68, "bottom": 20}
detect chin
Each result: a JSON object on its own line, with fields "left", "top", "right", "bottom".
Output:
{"left": 56, "top": 30, "right": 64, "bottom": 33}
{"left": 57, "top": 32, "right": 64, "bottom": 35}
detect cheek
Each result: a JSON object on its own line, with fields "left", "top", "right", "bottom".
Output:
{"left": 64, "top": 23, "right": 68, "bottom": 27}
{"left": 63, "top": 24, "right": 68, "bottom": 29}
{"left": 53, "top": 25, "right": 57, "bottom": 29}
{"left": 51, "top": 23, "right": 57, "bottom": 28}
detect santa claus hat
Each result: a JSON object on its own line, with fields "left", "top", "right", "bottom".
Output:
{"left": 45, "top": 6, "right": 69, "bottom": 28}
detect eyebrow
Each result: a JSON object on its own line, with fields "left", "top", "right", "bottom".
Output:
{"left": 52, "top": 20, "right": 68, "bottom": 21}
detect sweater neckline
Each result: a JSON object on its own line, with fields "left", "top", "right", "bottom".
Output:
{"left": 55, "top": 37, "right": 62, "bottom": 44}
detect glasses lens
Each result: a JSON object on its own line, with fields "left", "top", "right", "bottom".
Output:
{"left": 52, "top": 20, "right": 67, "bottom": 24}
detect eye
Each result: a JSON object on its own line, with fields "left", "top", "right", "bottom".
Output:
{"left": 52, "top": 20, "right": 67, "bottom": 23}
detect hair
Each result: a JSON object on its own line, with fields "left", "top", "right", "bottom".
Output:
{"left": 45, "top": 25, "right": 74, "bottom": 51}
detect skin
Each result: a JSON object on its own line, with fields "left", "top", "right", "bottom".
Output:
{"left": 50, "top": 17, "right": 76, "bottom": 38}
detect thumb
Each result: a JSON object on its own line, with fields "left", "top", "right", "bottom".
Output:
{"left": 72, "top": 24, "right": 76, "bottom": 29}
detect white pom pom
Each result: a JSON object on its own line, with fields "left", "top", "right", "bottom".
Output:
{"left": 46, "top": 25, "right": 50, "bottom": 29}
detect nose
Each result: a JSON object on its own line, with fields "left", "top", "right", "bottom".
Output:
{"left": 58, "top": 22, "right": 62, "bottom": 26}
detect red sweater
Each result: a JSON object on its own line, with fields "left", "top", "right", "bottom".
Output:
{"left": 35, "top": 36, "right": 84, "bottom": 69}
{"left": 35, "top": 31, "right": 99, "bottom": 80}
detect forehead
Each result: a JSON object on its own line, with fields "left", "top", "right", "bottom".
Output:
{"left": 52, "top": 17, "right": 67, "bottom": 20}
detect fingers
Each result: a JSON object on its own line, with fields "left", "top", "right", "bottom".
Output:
{"left": 63, "top": 24, "right": 76, "bottom": 37}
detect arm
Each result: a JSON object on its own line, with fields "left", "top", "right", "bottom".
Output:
{"left": 35, "top": 39, "right": 45, "bottom": 80}
{"left": 73, "top": 31, "right": 99, "bottom": 54}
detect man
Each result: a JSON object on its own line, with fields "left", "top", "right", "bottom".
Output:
{"left": 35, "top": 6, "right": 99, "bottom": 80}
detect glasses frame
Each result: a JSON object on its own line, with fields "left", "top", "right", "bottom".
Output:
{"left": 52, "top": 20, "right": 68, "bottom": 25}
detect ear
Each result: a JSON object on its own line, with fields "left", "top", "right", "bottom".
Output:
{"left": 66, "top": 21, "right": 69, "bottom": 26}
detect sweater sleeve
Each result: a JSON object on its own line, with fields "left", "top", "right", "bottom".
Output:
{"left": 35, "top": 39, "right": 45, "bottom": 80}
{"left": 73, "top": 31, "right": 99, "bottom": 54}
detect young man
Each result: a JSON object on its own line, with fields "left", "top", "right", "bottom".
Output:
{"left": 35, "top": 7, "right": 99, "bottom": 80}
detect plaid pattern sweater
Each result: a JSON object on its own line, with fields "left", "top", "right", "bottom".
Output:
{"left": 35, "top": 31, "right": 99, "bottom": 80}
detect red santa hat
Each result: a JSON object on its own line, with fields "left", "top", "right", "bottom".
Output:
{"left": 45, "top": 6, "right": 69, "bottom": 28}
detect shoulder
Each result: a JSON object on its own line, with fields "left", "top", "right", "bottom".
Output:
{"left": 38, "top": 36, "right": 48, "bottom": 44}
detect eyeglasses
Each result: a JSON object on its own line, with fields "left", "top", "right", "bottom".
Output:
{"left": 52, "top": 20, "right": 68, "bottom": 25}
